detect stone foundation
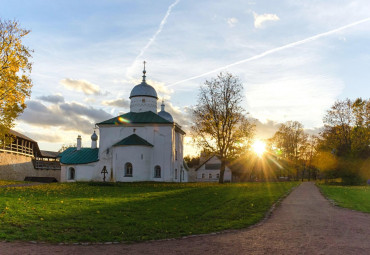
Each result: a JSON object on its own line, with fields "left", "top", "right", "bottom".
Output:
{"left": 0, "top": 152, "right": 60, "bottom": 181}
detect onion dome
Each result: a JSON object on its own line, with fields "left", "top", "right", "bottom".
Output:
{"left": 158, "top": 100, "right": 173, "bottom": 122}
{"left": 129, "top": 62, "right": 158, "bottom": 99}
{"left": 91, "top": 131, "right": 98, "bottom": 141}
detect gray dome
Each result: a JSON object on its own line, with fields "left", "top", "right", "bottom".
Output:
{"left": 158, "top": 110, "right": 173, "bottom": 122}
{"left": 91, "top": 131, "right": 98, "bottom": 141}
{"left": 158, "top": 101, "right": 173, "bottom": 122}
{"left": 129, "top": 81, "right": 158, "bottom": 99}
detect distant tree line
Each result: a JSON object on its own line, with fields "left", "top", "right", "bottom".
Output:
{"left": 269, "top": 98, "right": 369, "bottom": 184}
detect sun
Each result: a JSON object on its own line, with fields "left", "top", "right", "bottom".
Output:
{"left": 252, "top": 140, "right": 266, "bottom": 157}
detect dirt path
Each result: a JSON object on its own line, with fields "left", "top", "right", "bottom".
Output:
{"left": 1, "top": 182, "right": 369, "bottom": 255}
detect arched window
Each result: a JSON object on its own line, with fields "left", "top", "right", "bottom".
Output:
{"left": 68, "top": 167, "right": 75, "bottom": 180}
{"left": 154, "top": 165, "right": 161, "bottom": 178}
{"left": 125, "top": 162, "right": 133, "bottom": 177}
{"left": 175, "top": 169, "right": 178, "bottom": 179}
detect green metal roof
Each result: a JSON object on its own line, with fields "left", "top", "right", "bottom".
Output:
{"left": 97, "top": 111, "right": 173, "bottom": 125}
{"left": 59, "top": 147, "right": 99, "bottom": 165}
{"left": 114, "top": 134, "right": 153, "bottom": 147}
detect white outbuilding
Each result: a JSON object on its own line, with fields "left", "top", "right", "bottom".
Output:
{"left": 60, "top": 65, "right": 188, "bottom": 182}
{"left": 195, "top": 155, "right": 233, "bottom": 182}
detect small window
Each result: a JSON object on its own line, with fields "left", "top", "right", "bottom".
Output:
{"left": 141, "top": 154, "right": 143, "bottom": 160}
{"left": 125, "top": 162, "right": 133, "bottom": 177}
{"left": 154, "top": 165, "right": 161, "bottom": 178}
{"left": 68, "top": 167, "right": 75, "bottom": 180}
{"left": 142, "top": 98, "right": 146, "bottom": 103}
{"left": 175, "top": 169, "right": 178, "bottom": 179}
{"left": 209, "top": 173, "right": 212, "bottom": 179}
{"left": 175, "top": 150, "right": 178, "bottom": 160}
{"left": 216, "top": 174, "right": 220, "bottom": 179}
{"left": 201, "top": 173, "right": 205, "bottom": 179}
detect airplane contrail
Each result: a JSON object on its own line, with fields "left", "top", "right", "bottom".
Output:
{"left": 126, "top": 0, "right": 180, "bottom": 78}
{"left": 167, "top": 17, "right": 370, "bottom": 87}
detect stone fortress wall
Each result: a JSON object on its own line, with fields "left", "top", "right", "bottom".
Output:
{"left": 0, "top": 153, "right": 60, "bottom": 182}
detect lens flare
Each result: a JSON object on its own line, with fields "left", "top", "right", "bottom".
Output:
{"left": 252, "top": 140, "right": 266, "bottom": 157}
{"left": 117, "top": 117, "right": 130, "bottom": 124}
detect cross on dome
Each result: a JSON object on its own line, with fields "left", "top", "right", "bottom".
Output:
{"left": 142, "top": 61, "right": 146, "bottom": 82}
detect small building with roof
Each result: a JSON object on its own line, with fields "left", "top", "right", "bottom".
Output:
{"left": 60, "top": 63, "right": 188, "bottom": 182}
{"left": 194, "top": 155, "right": 233, "bottom": 182}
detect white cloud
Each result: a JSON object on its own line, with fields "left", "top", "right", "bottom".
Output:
{"left": 102, "top": 98, "right": 130, "bottom": 108}
{"left": 60, "top": 78, "right": 101, "bottom": 95}
{"left": 38, "top": 94, "right": 65, "bottom": 104}
{"left": 161, "top": 101, "right": 191, "bottom": 129}
{"left": 227, "top": 17, "right": 238, "bottom": 27}
{"left": 253, "top": 12, "right": 280, "bottom": 28}
{"left": 246, "top": 74, "right": 344, "bottom": 128}
{"left": 19, "top": 100, "right": 112, "bottom": 134}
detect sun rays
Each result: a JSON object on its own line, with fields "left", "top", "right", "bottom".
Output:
{"left": 252, "top": 140, "right": 266, "bottom": 157}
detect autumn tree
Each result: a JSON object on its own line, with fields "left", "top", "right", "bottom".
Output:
{"left": 0, "top": 19, "right": 33, "bottom": 138}
{"left": 322, "top": 98, "right": 369, "bottom": 158}
{"left": 183, "top": 155, "right": 200, "bottom": 168}
{"left": 270, "top": 121, "right": 307, "bottom": 180}
{"left": 316, "top": 98, "right": 369, "bottom": 184}
{"left": 300, "top": 135, "right": 318, "bottom": 180}
{"left": 192, "top": 72, "right": 255, "bottom": 183}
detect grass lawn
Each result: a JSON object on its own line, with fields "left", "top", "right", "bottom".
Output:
{"left": 0, "top": 180, "right": 26, "bottom": 186}
{"left": 318, "top": 184, "right": 370, "bottom": 213}
{"left": 0, "top": 182, "right": 297, "bottom": 243}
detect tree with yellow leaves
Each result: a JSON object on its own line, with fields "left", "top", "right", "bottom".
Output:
{"left": 0, "top": 19, "right": 32, "bottom": 138}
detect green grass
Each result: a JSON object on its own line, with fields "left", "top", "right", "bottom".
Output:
{"left": 0, "top": 182, "right": 297, "bottom": 243}
{"left": 319, "top": 184, "right": 370, "bottom": 213}
{"left": 0, "top": 180, "right": 26, "bottom": 186}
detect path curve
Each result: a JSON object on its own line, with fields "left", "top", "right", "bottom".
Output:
{"left": 1, "top": 182, "right": 369, "bottom": 254}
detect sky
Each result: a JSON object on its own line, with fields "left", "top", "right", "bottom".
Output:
{"left": 1, "top": 0, "right": 370, "bottom": 155}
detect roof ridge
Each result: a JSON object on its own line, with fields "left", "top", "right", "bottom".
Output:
{"left": 97, "top": 111, "right": 173, "bottom": 125}
{"left": 113, "top": 133, "right": 153, "bottom": 147}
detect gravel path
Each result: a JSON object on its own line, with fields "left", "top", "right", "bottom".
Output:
{"left": 1, "top": 182, "right": 369, "bottom": 255}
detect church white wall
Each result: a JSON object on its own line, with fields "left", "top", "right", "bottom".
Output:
{"left": 97, "top": 124, "right": 184, "bottom": 182}
{"left": 172, "top": 130, "right": 187, "bottom": 182}
{"left": 113, "top": 146, "right": 152, "bottom": 182}
{"left": 152, "top": 126, "right": 173, "bottom": 182}
{"left": 196, "top": 156, "right": 232, "bottom": 182}
{"left": 130, "top": 96, "right": 157, "bottom": 113}
{"left": 61, "top": 162, "right": 101, "bottom": 182}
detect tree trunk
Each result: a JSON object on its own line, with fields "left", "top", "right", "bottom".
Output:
{"left": 295, "top": 166, "right": 299, "bottom": 181}
{"left": 219, "top": 159, "right": 226, "bottom": 184}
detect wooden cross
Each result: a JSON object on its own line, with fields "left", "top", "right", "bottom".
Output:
{"left": 101, "top": 166, "right": 108, "bottom": 182}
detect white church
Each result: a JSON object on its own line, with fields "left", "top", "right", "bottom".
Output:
{"left": 59, "top": 64, "right": 188, "bottom": 182}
